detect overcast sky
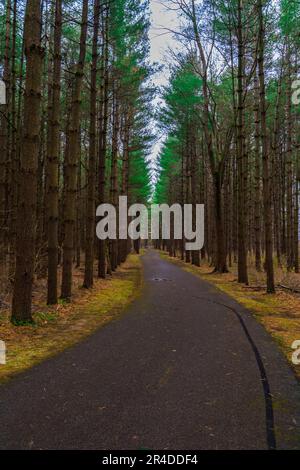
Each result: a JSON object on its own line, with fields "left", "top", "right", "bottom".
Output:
{"left": 149, "top": 0, "right": 179, "bottom": 87}
{"left": 148, "top": 0, "right": 180, "bottom": 178}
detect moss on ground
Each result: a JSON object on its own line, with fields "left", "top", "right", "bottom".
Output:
{"left": 0, "top": 254, "right": 142, "bottom": 383}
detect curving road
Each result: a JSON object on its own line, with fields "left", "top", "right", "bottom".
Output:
{"left": 1, "top": 250, "right": 300, "bottom": 450}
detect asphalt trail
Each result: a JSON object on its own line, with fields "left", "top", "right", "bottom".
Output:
{"left": 1, "top": 250, "right": 300, "bottom": 449}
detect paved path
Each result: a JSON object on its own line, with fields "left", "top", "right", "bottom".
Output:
{"left": 1, "top": 250, "right": 300, "bottom": 450}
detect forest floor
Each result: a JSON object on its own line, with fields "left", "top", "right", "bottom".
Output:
{"left": 160, "top": 251, "right": 300, "bottom": 381}
{"left": 0, "top": 254, "right": 142, "bottom": 383}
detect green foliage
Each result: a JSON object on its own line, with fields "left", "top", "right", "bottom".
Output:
{"left": 109, "top": 0, "right": 153, "bottom": 205}
{"left": 279, "top": 0, "right": 300, "bottom": 38}
{"left": 154, "top": 62, "right": 202, "bottom": 205}
{"left": 154, "top": 136, "right": 181, "bottom": 204}
{"left": 160, "top": 64, "right": 202, "bottom": 131}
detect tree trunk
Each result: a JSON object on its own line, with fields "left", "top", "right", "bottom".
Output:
{"left": 285, "top": 44, "right": 293, "bottom": 271}
{"left": 257, "top": 0, "right": 275, "bottom": 294}
{"left": 84, "top": 0, "right": 100, "bottom": 288}
{"left": 98, "top": 8, "right": 109, "bottom": 279}
{"left": 11, "top": 0, "right": 44, "bottom": 322}
{"left": 61, "top": 0, "right": 88, "bottom": 300}
{"left": 110, "top": 88, "right": 119, "bottom": 271}
{"left": 213, "top": 173, "right": 228, "bottom": 273}
{"left": 0, "top": 0, "right": 11, "bottom": 276}
{"left": 47, "top": 0, "right": 62, "bottom": 304}
{"left": 237, "top": 0, "right": 248, "bottom": 284}
{"left": 254, "top": 69, "right": 262, "bottom": 271}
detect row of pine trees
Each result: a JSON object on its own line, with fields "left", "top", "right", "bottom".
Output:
{"left": 0, "top": 0, "right": 153, "bottom": 323}
{"left": 154, "top": 0, "right": 299, "bottom": 293}
{"left": 1, "top": 0, "right": 299, "bottom": 324}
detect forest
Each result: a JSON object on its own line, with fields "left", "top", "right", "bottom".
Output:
{"left": 154, "top": 0, "right": 300, "bottom": 292}
{"left": 0, "top": 0, "right": 299, "bottom": 320}
{"left": 0, "top": 0, "right": 153, "bottom": 323}
{"left": 0, "top": 0, "right": 299, "bottom": 317}
{"left": 0, "top": 0, "right": 300, "bottom": 455}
